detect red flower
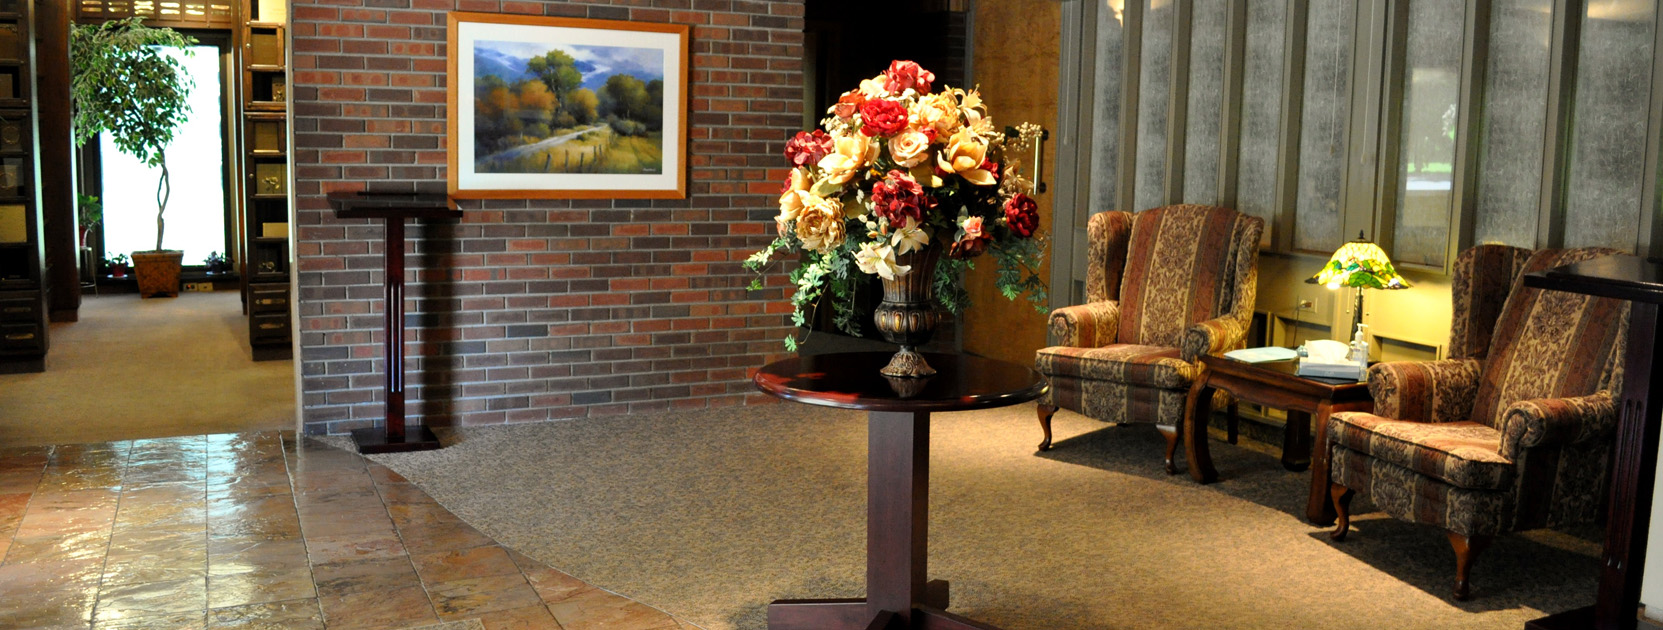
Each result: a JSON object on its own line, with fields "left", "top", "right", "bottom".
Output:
{"left": 871, "top": 170, "right": 935, "bottom": 226}
{"left": 784, "top": 130, "right": 834, "bottom": 167}
{"left": 884, "top": 60, "right": 936, "bottom": 94}
{"left": 1004, "top": 194, "right": 1039, "bottom": 238}
{"left": 834, "top": 89, "right": 865, "bottom": 120}
{"left": 859, "top": 99, "right": 909, "bottom": 137}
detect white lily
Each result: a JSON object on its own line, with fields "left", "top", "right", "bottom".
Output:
{"left": 890, "top": 218, "right": 931, "bottom": 256}
{"left": 855, "top": 241, "right": 911, "bottom": 280}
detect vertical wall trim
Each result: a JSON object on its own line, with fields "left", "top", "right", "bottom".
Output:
{"left": 1343, "top": 0, "right": 1389, "bottom": 245}
{"left": 1448, "top": 0, "right": 1490, "bottom": 267}
{"left": 1272, "top": 0, "right": 1308, "bottom": 252}
{"left": 1164, "top": 0, "right": 1193, "bottom": 204}
{"left": 1217, "top": 0, "right": 1248, "bottom": 208}
{"left": 1640, "top": 0, "right": 1663, "bottom": 256}
{"left": 1538, "top": 0, "right": 1582, "bottom": 249}
{"left": 1370, "top": 0, "right": 1409, "bottom": 255}
{"left": 1118, "top": 0, "right": 1145, "bottom": 215}
{"left": 1050, "top": 0, "right": 1094, "bottom": 310}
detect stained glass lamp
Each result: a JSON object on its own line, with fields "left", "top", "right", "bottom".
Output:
{"left": 1305, "top": 231, "right": 1411, "bottom": 337}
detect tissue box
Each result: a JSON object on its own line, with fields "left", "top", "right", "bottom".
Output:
{"left": 1296, "top": 360, "right": 1363, "bottom": 381}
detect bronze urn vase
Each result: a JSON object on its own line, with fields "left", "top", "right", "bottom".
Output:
{"left": 874, "top": 241, "right": 943, "bottom": 377}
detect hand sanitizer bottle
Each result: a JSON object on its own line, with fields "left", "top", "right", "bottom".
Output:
{"left": 1350, "top": 324, "right": 1370, "bottom": 381}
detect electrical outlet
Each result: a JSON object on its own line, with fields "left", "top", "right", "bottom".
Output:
{"left": 184, "top": 282, "right": 214, "bottom": 292}
{"left": 1296, "top": 299, "right": 1316, "bottom": 313}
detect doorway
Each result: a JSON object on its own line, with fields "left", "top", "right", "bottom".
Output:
{"left": 90, "top": 36, "right": 236, "bottom": 267}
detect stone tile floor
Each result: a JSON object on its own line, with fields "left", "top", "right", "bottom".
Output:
{"left": 0, "top": 432, "right": 694, "bottom": 630}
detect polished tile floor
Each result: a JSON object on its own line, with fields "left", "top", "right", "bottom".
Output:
{"left": 0, "top": 432, "right": 692, "bottom": 630}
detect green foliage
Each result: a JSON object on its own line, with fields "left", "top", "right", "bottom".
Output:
{"left": 69, "top": 18, "right": 194, "bottom": 164}
{"left": 77, "top": 194, "right": 102, "bottom": 228}
{"left": 525, "top": 49, "right": 583, "bottom": 97}
{"left": 566, "top": 88, "right": 599, "bottom": 125}
{"left": 601, "top": 74, "right": 652, "bottom": 123}
{"left": 990, "top": 235, "right": 1050, "bottom": 312}
{"left": 70, "top": 18, "right": 195, "bottom": 252}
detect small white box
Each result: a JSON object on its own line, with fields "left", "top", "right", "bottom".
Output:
{"left": 1297, "top": 359, "right": 1364, "bottom": 381}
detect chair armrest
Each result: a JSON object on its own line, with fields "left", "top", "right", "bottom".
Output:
{"left": 1499, "top": 392, "right": 1619, "bottom": 460}
{"left": 1047, "top": 301, "right": 1120, "bottom": 349}
{"left": 1367, "top": 359, "right": 1483, "bottom": 423}
{"left": 1181, "top": 316, "right": 1249, "bottom": 362}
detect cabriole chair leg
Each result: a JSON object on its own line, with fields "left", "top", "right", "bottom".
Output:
{"left": 1329, "top": 484, "right": 1355, "bottom": 541}
{"left": 1447, "top": 531, "right": 1492, "bottom": 601}
{"left": 1036, "top": 404, "right": 1057, "bottom": 451}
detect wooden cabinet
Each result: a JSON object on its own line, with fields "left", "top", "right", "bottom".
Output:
{"left": 0, "top": 0, "right": 43, "bottom": 374}
{"left": 238, "top": 1, "right": 290, "bottom": 361}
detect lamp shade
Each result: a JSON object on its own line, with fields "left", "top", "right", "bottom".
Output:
{"left": 1305, "top": 238, "right": 1411, "bottom": 290}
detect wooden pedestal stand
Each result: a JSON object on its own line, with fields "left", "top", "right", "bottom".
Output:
{"left": 1524, "top": 255, "right": 1663, "bottom": 630}
{"left": 327, "top": 191, "right": 461, "bottom": 454}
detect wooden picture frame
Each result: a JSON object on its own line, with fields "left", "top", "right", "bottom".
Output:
{"left": 447, "top": 12, "right": 690, "bottom": 199}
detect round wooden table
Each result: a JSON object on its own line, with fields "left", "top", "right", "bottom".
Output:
{"left": 754, "top": 352, "right": 1047, "bottom": 630}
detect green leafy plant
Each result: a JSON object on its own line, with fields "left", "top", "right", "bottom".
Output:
{"left": 76, "top": 194, "right": 101, "bottom": 247}
{"left": 203, "top": 250, "right": 228, "bottom": 273}
{"left": 69, "top": 18, "right": 195, "bottom": 253}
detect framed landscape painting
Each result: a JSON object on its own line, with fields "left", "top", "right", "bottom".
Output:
{"left": 447, "top": 13, "right": 689, "bottom": 199}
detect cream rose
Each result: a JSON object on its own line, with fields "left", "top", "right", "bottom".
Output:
{"left": 937, "top": 128, "right": 996, "bottom": 186}
{"left": 911, "top": 92, "right": 962, "bottom": 137}
{"left": 794, "top": 196, "right": 847, "bottom": 254}
{"left": 859, "top": 73, "right": 889, "bottom": 99}
{"left": 887, "top": 130, "right": 933, "bottom": 168}
{"left": 817, "top": 132, "right": 877, "bottom": 186}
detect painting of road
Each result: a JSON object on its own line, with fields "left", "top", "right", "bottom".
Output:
{"left": 472, "top": 39, "right": 665, "bottom": 175}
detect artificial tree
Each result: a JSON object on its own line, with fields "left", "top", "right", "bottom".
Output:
{"left": 69, "top": 18, "right": 194, "bottom": 296}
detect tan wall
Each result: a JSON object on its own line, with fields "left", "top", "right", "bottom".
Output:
{"left": 962, "top": 0, "right": 1060, "bottom": 366}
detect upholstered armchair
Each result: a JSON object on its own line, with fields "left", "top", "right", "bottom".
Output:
{"left": 1034, "top": 205, "right": 1263, "bottom": 472}
{"left": 1326, "top": 246, "right": 1629, "bottom": 601}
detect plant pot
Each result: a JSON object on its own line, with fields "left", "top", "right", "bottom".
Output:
{"left": 873, "top": 240, "right": 943, "bottom": 378}
{"left": 131, "top": 250, "right": 184, "bottom": 298}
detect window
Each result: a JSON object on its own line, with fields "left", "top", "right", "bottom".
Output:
{"left": 1059, "top": 0, "right": 1663, "bottom": 274}
{"left": 100, "top": 44, "right": 227, "bottom": 264}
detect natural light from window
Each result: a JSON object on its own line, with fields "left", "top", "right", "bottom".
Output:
{"left": 101, "top": 45, "right": 225, "bottom": 264}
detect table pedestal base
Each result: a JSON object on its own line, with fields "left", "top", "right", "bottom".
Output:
{"left": 350, "top": 425, "right": 441, "bottom": 454}
{"left": 767, "top": 599, "right": 1000, "bottom": 630}
{"left": 767, "top": 410, "right": 1006, "bottom": 630}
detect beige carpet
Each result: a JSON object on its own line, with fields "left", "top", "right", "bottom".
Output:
{"left": 0, "top": 291, "right": 294, "bottom": 446}
{"left": 352, "top": 403, "right": 1602, "bottom": 630}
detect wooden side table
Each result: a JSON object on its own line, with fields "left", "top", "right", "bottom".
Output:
{"left": 754, "top": 352, "right": 1047, "bottom": 630}
{"left": 1182, "top": 355, "right": 1372, "bottom": 525}
{"left": 327, "top": 191, "right": 462, "bottom": 454}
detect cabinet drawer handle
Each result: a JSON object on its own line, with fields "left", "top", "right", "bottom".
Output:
{"left": 258, "top": 322, "right": 284, "bottom": 330}
{"left": 1, "top": 306, "right": 27, "bottom": 314}
{"left": 5, "top": 332, "right": 34, "bottom": 340}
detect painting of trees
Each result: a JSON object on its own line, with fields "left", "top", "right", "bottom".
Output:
{"left": 472, "top": 39, "right": 668, "bottom": 175}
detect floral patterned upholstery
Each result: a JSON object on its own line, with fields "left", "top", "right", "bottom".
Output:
{"left": 1035, "top": 206, "right": 1263, "bottom": 431}
{"left": 1328, "top": 247, "right": 1629, "bottom": 541}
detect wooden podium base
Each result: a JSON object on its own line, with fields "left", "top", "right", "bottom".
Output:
{"left": 351, "top": 426, "right": 441, "bottom": 454}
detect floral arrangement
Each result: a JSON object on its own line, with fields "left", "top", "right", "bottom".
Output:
{"left": 746, "top": 60, "right": 1048, "bottom": 350}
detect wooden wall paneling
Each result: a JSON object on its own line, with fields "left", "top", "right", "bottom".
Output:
{"left": 37, "top": 0, "right": 75, "bottom": 322}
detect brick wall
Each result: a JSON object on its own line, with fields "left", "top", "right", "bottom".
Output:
{"left": 290, "top": 0, "right": 804, "bottom": 434}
